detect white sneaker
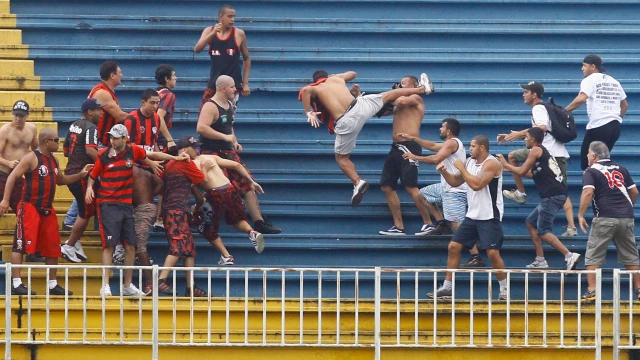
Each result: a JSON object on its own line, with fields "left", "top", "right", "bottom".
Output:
{"left": 61, "top": 244, "right": 81, "bottom": 263}
{"left": 249, "top": 231, "right": 265, "bottom": 254}
{"left": 122, "top": 283, "right": 143, "bottom": 296}
{"left": 526, "top": 258, "right": 549, "bottom": 268}
{"left": 218, "top": 255, "right": 235, "bottom": 265}
{"left": 73, "top": 241, "right": 88, "bottom": 261}
{"left": 100, "top": 284, "right": 112, "bottom": 296}
{"left": 419, "top": 72, "right": 434, "bottom": 95}
{"left": 503, "top": 189, "right": 526, "bottom": 204}
{"left": 351, "top": 179, "right": 369, "bottom": 207}
{"left": 566, "top": 253, "right": 581, "bottom": 270}
{"left": 498, "top": 288, "right": 508, "bottom": 300}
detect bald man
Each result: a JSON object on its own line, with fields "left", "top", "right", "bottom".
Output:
{"left": 196, "top": 75, "right": 280, "bottom": 234}
{"left": 0, "top": 128, "right": 93, "bottom": 295}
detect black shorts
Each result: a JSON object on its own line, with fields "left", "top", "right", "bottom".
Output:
{"left": 97, "top": 202, "right": 136, "bottom": 249}
{"left": 380, "top": 141, "right": 422, "bottom": 188}
{"left": 452, "top": 218, "right": 504, "bottom": 250}
{"left": 68, "top": 178, "right": 98, "bottom": 219}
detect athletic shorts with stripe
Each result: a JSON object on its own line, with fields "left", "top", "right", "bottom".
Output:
{"left": 12, "top": 202, "right": 61, "bottom": 257}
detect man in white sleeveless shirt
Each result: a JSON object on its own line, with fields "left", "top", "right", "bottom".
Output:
{"left": 427, "top": 135, "right": 508, "bottom": 300}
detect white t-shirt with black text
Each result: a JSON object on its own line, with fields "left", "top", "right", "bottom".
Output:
{"left": 579, "top": 73, "right": 626, "bottom": 129}
{"left": 531, "top": 104, "right": 570, "bottom": 159}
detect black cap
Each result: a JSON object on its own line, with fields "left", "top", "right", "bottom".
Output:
{"left": 176, "top": 136, "right": 203, "bottom": 150}
{"left": 583, "top": 54, "right": 606, "bottom": 73}
{"left": 82, "top": 98, "right": 105, "bottom": 113}
{"left": 519, "top": 81, "right": 545, "bottom": 98}
{"left": 12, "top": 100, "right": 29, "bottom": 116}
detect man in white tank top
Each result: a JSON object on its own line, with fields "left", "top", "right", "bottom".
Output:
{"left": 427, "top": 135, "right": 508, "bottom": 300}
{"left": 400, "top": 118, "right": 485, "bottom": 267}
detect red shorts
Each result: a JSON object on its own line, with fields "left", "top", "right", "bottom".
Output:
{"left": 0, "top": 170, "right": 24, "bottom": 212}
{"left": 202, "top": 184, "right": 247, "bottom": 240}
{"left": 201, "top": 149, "right": 254, "bottom": 196}
{"left": 13, "top": 202, "right": 61, "bottom": 257}
{"left": 162, "top": 209, "right": 196, "bottom": 258}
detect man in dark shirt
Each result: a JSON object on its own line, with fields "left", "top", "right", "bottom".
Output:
{"left": 61, "top": 98, "right": 102, "bottom": 263}
{"left": 579, "top": 141, "right": 640, "bottom": 300}
{"left": 498, "top": 127, "right": 581, "bottom": 270}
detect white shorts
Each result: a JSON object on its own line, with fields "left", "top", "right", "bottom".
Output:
{"left": 420, "top": 183, "right": 468, "bottom": 223}
{"left": 334, "top": 94, "right": 384, "bottom": 155}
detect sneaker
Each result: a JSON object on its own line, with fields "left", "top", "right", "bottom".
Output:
{"left": 158, "top": 279, "right": 174, "bottom": 295}
{"left": 62, "top": 223, "right": 74, "bottom": 231}
{"left": 253, "top": 220, "right": 281, "bottom": 234}
{"left": 430, "top": 221, "right": 452, "bottom": 235}
{"left": 134, "top": 255, "right": 154, "bottom": 266}
{"left": 498, "top": 288, "right": 508, "bottom": 301}
{"left": 249, "top": 231, "right": 265, "bottom": 254}
{"left": 61, "top": 244, "right": 81, "bottom": 263}
{"left": 561, "top": 227, "right": 578, "bottom": 237}
{"left": 122, "top": 283, "right": 143, "bottom": 296}
{"left": 153, "top": 219, "right": 164, "bottom": 232}
{"left": 112, "top": 246, "right": 125, "bottom": 265}
{"left": 379, "top": 225, "right": 406, "bottom": 236}
{"left": 25, "top": 253, "right": 45, "bottom": 262}
{"left": 73, "top": 241, "right": 88, "bottom": 261}
{"left": 218, "top": 255, "right": 235, "bottom": 265}
{"left": 566, "top": 253, "right": 581, "bottom": 270}
{"left": 582, "top": 289, "right": 596, "bottom": 301}
{"left": 351, "top": 179, "right": 369, "bottom": 207}
{"left": 49, "top": 284, "right": 73, "bottom": 296}
{"left": 503, "top": 189, "right": 526, "bottom": 204}
{"left": 184, "top": 286, "right": 208, "bottom": 298}
{"left": 418, "top": 72, "right": 434, "bottom": 95}
{"left": 143, "top": 284, "right": 153, "bottom": 296}
{"left": 11, "top": 284, "right": 35, "bottom": 296}
{"left": 414, "top": 224, "right": 436, "bottom": 236}
{"left": 526, "top": 258, "right": 549, "bottom": 268}
{"left": 427, "top": 285, "right": 452, "bottom": 299}
{"left": 100, "top": 284, "right": 112, "bottom": 297}
{"left": 461, "top": 255, "right": 486, "bottom": 268}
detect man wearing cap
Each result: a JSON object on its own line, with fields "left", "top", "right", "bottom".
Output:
{"left": 60, "top": 98, "right": 104, "bottom": 263}
{"left": 0, "top": 100, "right": 38, "bottom": 214}
{"left": 565, "top": 54, "right": 628, "bottom": 170}
{"left": 85, "top": 124, "right": 189, "bottom": 296}
{"left": 497, "top": 81, "right": 577, "bottom": 237}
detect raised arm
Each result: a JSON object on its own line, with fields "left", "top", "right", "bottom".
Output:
{"left": 405, "top": 138, "right": 457, "bottom": 164}
{"left": 194, "top": 26, "right": 217, "bottom": 53}
{"left": 330, "top": 71, "right": 357, "bottom": 82}
{"left": 458, "top": 158, "right": 501, "bottom": 191}
{"left": 565, "top": 92, "right": 588, "bottom": 112}
{"left": 436, "top": 162, "right": 465, "bottom": 188}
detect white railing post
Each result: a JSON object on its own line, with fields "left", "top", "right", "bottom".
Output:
{"left": 374, "top": 267, "right": 381, "bottom": 360}
{"left": 152, "top": 265, "right": 159, "bottom": 360}
{"left": 5, "top": 262, "right": 11, "bottom": 360}
{"left": 595, "top": 268, "right": 602, "bottom": 360}
{"left": 612, "top": 269, "right": 620, "bottom": 360}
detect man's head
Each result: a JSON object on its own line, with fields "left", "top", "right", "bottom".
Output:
{"left": 176, "top": 136, "right": 203, "bottom": 159}
{"left": 107, "top": 124, "right": 129, "bottom": 152}
{"left": 81, "top": 98, "right": 104, "bottom": 124}
{"left": 587, "top": 141, "right": 610, "bottom": 166}
{"left": 11, "top": 100, "right": 29, "bottom": 128}
{"left": 400, "top": 75, "right": 419, "bottom": 89}
{"left": 440, "top": 118, "right": 460, "bottom": 140}
{"left": 520, "top": 81, "right": 544, "bottom": 106}
{"left": 469, "top": 135, "right": 490, "bottom": 159}
{"left": 218, "top": 5, "right": 235, "bottom": 28}
{"left": 312, "top": 70, "right": 328, "bottom": 83}
{"left": 525, "top": 127, "right": 544, "bottom": 149}
{"left": 140, "top": 88, "right": 160, "bottom": 115}
{"left": 155, "top": 64, "right": 177, "bottom": 89}
{"left": 38, "top": 128, "right": 59, "bottom": 152}
{"left": 582, "top": 54, "right": 606, "bottom": 78}
{"left": 100, "top": 61, "right": 122, "bottom": 86}
{"left": 215, "top": 75, "right": 236, "bottom": 101}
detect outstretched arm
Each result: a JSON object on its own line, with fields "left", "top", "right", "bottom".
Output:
{"left": 565, "top": 92, "right": 588, "bottom": 112}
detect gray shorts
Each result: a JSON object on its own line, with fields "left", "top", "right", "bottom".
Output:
{"left": 585, "top": 217, "right": 638, "bottom": 266}
{"left": 334, "top": 94, "right": 384, "bottom": 155}
{"left": 134, "top": 203, "right": 157, "bottom": 254}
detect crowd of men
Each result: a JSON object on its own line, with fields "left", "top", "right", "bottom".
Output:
{"left": 0, "top": 3, "right": 635, "bottom": 301}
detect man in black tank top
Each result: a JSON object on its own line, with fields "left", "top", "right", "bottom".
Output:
{"left": 498, "top": 127, "right": 581, "bottom": 270}
{"left": 196, "top": 75, "right": 281, "bottom": 234}
{"left": 194, "top": 4, "right": 251, "bottom": 109}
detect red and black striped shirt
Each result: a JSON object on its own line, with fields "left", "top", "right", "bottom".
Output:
{"left": 89, "top": 144, "right": 146, "bottom": 204}
{"left": 124, "top": 109, "right": 160, "bottom": 151}
{"left": 89, "top": 82, "right": 120, "bottom": 146}
{"left": 22, "top": 150, "right": 58, "bottom": 210}
{"left": 157, "top": 87, "right": 176, "bottom": 129}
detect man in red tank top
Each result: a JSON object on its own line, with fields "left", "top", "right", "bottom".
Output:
{"left": 89, "top": 61, "right": 128, "bottom": 146}
{"left": 194, "top": 4, "right": 251, "bottom": 109}
{"left": 0, "top": 128, "right": 93, "bottom": 296}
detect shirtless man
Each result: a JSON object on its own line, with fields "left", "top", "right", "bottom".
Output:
{"left": 89, "top": 61, "right": 129, "bottom": 146}
{"left": 0, "top": 100, "right": 37, "bottom": 213}
{"left": 132, "top": 166, "right": 163, "bottom": 295}
{"left": 299, "top": 70, "right": 433, "bottom": 206}
{"left": 377, "top": 76, "right": 435, "bottom": 236}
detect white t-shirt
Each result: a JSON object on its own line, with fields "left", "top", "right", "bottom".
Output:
{"left": 531, "top": 104, "right": 569, "bottom": 159}
{"left": 579, "top": 73, "right": 626, "bottom": 129}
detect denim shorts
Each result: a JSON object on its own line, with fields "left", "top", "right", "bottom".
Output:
{"left": 525, "top": 194, "right": 567, "bottom": 236}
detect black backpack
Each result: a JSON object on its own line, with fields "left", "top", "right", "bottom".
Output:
{"left": 544, "top": 97, "right": 577, "bottom": 143}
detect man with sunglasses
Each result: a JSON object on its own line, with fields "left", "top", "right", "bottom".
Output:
{"left": 0, "top": 128, "right": 93, "bottom": 295}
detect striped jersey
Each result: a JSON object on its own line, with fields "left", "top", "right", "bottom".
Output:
{"left": 157, "top": 87, "right": 176, "bottom": 129}
{"left": 89, "top": 144, "right": 146, "bottom": 204}
{"left": 88, "top": 82, "right": 120, "bottom": 146}
{"left": 124, "top": 109, "right": 160, "bottom": 151}
{"left": 22, "top": 150, "right": 58, "bottom": 210}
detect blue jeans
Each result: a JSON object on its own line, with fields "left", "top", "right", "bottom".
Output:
{"left": 526, "top": 194, "right": 567, "bottom": 236}
{"left": 64, "top": 199, "right": 79, "bottom": 225}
